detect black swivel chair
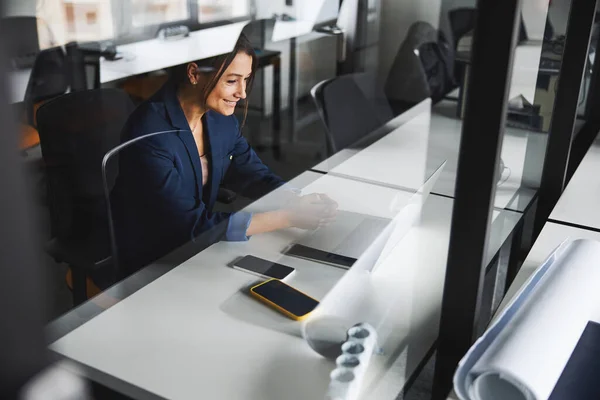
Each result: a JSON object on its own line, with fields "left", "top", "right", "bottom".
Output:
{"left": 36, "top": 89, "right": 135, "bottom": 305}
{"left": 24, "top": 42, "right": 102, "bottom": 127}
{"left": 311, "top": 73, "right": 393, "bottom": 156}
{"left": 0, "top": 16, "right": 40, "bottom": 70}
{"left": 23, "top": 47, "right": 69, "bottom": 127}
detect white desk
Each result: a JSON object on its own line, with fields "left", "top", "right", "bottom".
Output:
{"left": 495, "top": 222, "right": 600, "bottom": 319}
{"left": 100, "top": 21, "right": 248, "bottom": 84}
{"left": 8, "top": 21, "right": 246, "bottom": 104}
{"left": 311, "top": 99, "right": 537, "bottom": 212}
{"left": 444, "top": 222, "right": 600, "bottom": 400}
{"left": 46, "top": 163, "right": 520, "bottom": 400}
{"left": 550, "top": 131, "right": 600, "bottom": 229}
{"left": 9, "top": 20, "right": 321, "bottom": 103}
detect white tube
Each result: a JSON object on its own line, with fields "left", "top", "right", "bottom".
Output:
{"left": 454, "top": 239, "right": 600, "bottom": 400}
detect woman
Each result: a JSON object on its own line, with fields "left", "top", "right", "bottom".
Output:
{"left": 110, "top": 34, "right": 336, "bottom": 280}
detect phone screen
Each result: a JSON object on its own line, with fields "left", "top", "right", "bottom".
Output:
{"left": 234, "top": 255, "right": 294, "bottom": 279}
{"left": 252, "top": 280, "right": 319, "bottom": 317}
{"left": 285, "top": 244, "right": 357, "bottom": 269}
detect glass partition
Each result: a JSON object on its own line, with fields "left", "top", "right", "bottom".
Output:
{"left": 10, "top": 0, "right": 593, "bottom": 398}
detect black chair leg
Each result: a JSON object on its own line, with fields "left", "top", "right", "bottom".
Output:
{"left": 71, "top": 267, "right": 87, "bottom": 306}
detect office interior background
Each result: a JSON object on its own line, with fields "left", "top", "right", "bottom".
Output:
{"left": 1, "top": 0, "right": 599, "bottom": 399}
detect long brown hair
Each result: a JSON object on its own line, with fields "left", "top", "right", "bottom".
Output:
{"left": 174, "top": 33, "right": 257, "bottom": 130}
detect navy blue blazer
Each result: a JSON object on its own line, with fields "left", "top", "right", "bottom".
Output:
{"left": 112, "top": 81, "right": 285, "bottom": 276}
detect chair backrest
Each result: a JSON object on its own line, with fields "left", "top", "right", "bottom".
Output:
{"left": 24, "top": 46, "right": 68, "bottom": 125}
{"left": 0, "top": 16, "right": 39, "bottom": 69}
{"left": 25, "top": 47, "right": 68, "bottom": 103}
{"left": 384, "top": 21, "right": 454, "bottom": 107}
{"left": 102, "top": 129, "right": 191, "bottom": 278}
{"left": 241, "top": 18, "right": 276, "bottom": 49}
{"left": 311, "top": 72, "right": 392, "bottom": 155}
{"left": 384, "top": 21, "right": 437, "bottom": 106}
{"left": 36, "top": 88, "right": 135, "bottom": 241}
{"left": 416, "top": 32, "right": 454, "bottom": 103}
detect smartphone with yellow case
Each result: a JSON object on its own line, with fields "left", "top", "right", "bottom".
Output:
{"left": 249, "top": 279, "right": 319, "bottom": 321}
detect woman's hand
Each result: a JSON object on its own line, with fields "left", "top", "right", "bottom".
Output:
{"left": 283, "top": 193, "right": 338, "bottom": 230}
{"left": 246, "top": 193, "right": 338, "bottom": 236}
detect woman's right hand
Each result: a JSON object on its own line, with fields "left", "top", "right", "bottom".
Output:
{"left": 283, "top": 193, "right": 338, "bottom": 230}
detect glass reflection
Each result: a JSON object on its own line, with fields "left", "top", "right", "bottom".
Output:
{"left": 2, "top": 0, "right": 516, "bottom": 398}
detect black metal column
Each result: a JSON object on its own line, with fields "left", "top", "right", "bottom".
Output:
{"left": 431, "top": 0, "right": 522, "bottom": 398}
{"left": 272, "top": 55, "right": 282, "bottom": 159}
{"left": 288, "top": 37, "right": 297, "bottom": 147}
{"left": 534, "top": 0, "right": 596, "bottom": 235}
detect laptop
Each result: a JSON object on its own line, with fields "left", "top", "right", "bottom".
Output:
{"left": 284, "top": 161, "right": 445, "bottom": 268}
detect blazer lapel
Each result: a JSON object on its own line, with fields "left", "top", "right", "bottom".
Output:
{"left": 162, "top": 82, "right": 204, "bottom": 201}
{"left": 204, "top": 111, "right": 223, "bottom": 209}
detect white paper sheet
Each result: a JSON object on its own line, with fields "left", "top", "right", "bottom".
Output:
{"left": 454, "top": 239, "right": 600, "bottom": 400}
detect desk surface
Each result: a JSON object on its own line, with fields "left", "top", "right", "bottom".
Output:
{"left": 47, "top": 162, "right": 523, "bottom": 400}
{"left": 550, "top": 131, "right": 600, "bottom": 230}
{"left": 495, "top": 222, "right": 600, "bottom": 319}
{"left": 99, "top": 22, "right": 249, "bottom": 84}
{"left": 443, "top": 222, "right": 600, "bottom": 400}
{"left": 311, "top": 99, "right": 537, "bottom": 212}
{"left": 48, "top": 171, "right": 447, "bottom": 400}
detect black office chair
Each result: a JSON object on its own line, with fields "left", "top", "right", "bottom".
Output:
{"left": 36, "top": 89, "right": 136, "bottom": 305}
{"left": 242, "top": 18, "right": 276, "bottom": 49}
{"left": 23, "top": 47, "right": 69, "bottom": 127}
{"left": 0, "top": 16, "right": 40, "bottom": 70}
{"left": 311, "top": 73, "right": 393, "bottom": 156}
{"left": 384, "top": 21, "right": 455, "bottom": 114}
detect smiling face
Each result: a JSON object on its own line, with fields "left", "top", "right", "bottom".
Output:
{"left": 204, "top": 51, "right": 253, "bottom": 116}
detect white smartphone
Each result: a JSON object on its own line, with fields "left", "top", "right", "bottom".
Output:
{"left": 233, "top": 255, "right": 295, "bottom": 280}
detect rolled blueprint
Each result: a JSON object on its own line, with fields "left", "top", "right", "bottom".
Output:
{"left": 454, "top": 239, "right": 600, "bottom": 400}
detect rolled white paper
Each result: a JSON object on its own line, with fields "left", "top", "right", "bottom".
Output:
{"left": 454, "top": 239, "right": 600, "bottom": 400}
